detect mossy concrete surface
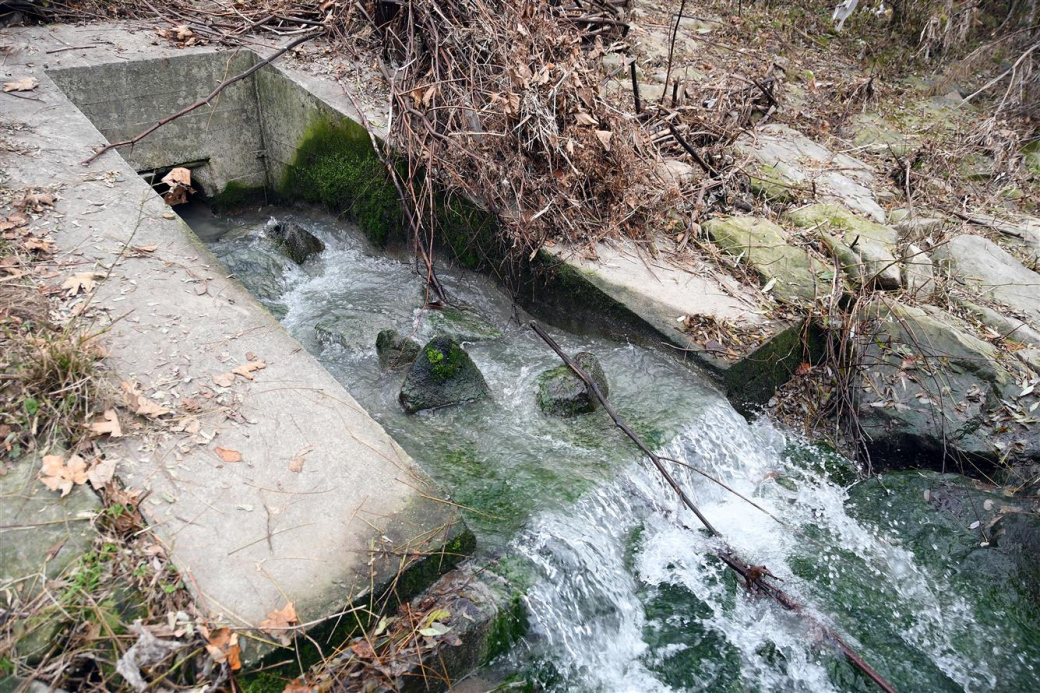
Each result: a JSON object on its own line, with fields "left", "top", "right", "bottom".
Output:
{"left": 785, "top": 204, "right": 901, "bottom": 289}
{"left": 703, "top": 215, "right": 822, "bottom": 303}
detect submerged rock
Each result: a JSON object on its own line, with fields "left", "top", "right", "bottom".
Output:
{"left": 702, "top": 216, "right": 822, "bottom": 303}
{"left": 376, "top": 329, "right": 421, "bottom": 369}
{"left": 399, "top": 337, "right": 489, "bottom": 413}
{"left": 786, "top": 204, "right": 901, "bottom": 290}
{"left": 215, "top": 242, "right": 294, "bottom": 318}
{"left": 315, "top": 315, "right": 365, "bottom": 349}
{"left": 536, "top": 352, "right": 609, "bottom": 417}
{"left": 425, "top": 305, "right": 503, "bottom": 343}
{"left": 265, "top": 219, "right": 324, "bottom": 265}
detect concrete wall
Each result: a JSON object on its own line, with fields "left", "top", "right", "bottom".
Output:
{"left": 49, "top": 52, "right": 268, "bottom": 197}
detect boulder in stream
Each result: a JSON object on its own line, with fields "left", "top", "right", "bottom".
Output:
{"left": 376, "top": 329, "right": 421, "bottom": 370}
{"left": 399, "top": 337, "right": 489, "bottom": 413}
{"left": 536, "top": 352, "right": 608, "bottom": 417}
{"left": 215, "top": 242, "right": 295, "bottom": 318}
{"left": 425, "top": 305, "right": 503, "bottom": 342}
{"left": 265, "top": 219, "right": 325, "bottom": 265}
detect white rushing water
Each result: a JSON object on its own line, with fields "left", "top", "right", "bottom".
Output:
{"left": 511, "top": 405, "right": 1011, "bottom": 692}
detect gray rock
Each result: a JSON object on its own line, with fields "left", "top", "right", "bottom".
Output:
{"left": 702, "top": 216, "right": 823, "bottom": 303}
{"left": 903, "top": 244, "right": 935, "bottom": 299}
{"left": 376, "top": 329, "right": 421, "bottom": 370}
{"left": 426, "top": 305, "right": 503, "bottom": 343}
{"left": 1017, "top": 348, "right": 1040, "bottom": 373}
{"left": 932, "top": 235, "right": 1040, "bottom": 327}
{"left": 265, "top": 219, "right": 324, "bottom": 265}
{"left": 213, "top": 241, "right": 294, "bottom": 317}
{"left": 952, "top": 296, "right": 1040, "bottom": 347}
{"left": 735, "top": 124, "right": 885, "bottom": 221}
{"left": 785, "top": 204, "right": 901, "bottom": 289}
{"left": 849, "top": 113, "right": 919, "bottom": 158}
{"left": 399, "top": 337, "right": 490, "bottom": 413}
{"left": 857, "top": 300, "right": 1012, "bottom": 468}
{"left": 536, "top": 352, "right": 609, "bottom": 417}
{"left": 315, "top": 315, "right": 366, "bottom": 350}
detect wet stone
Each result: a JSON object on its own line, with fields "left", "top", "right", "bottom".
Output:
{"left": 264, "top": 219, "right": 324, "bottom": 265}
{"left": 426, "top": 305, "right": 503, "bottom": 343}
{"left": 536, "top": 352, "right": 609, "bottom": 417}
{"left": 399, "top": 336, "right": 490, "bottom": 413}
{"left": 376, "top": 328, "right": 421, "bottom": 370}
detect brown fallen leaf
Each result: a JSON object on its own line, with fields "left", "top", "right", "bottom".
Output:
{"left": 39, "top": 454, "right": 89, "bottom": 496}
{"left": 594, "top": 129, "right": 612, "bottom": 152}
{"left": 121, "top": 381, "right": 171, "bottom": 418}
{"left": 24, "top": 237, "right": 54, "bottom": 254}
{"left": 202, "top": 627, "right": 241, "bottom": 670}
{"left": 212, "top": 372, "right": 235, "bottom": 388}
{"left": 260, "top": 601, "right": 298, "bottom": 645}
{"left": 215, "top": 446, "right": 242, "bottom": 463}
{"left": 288, "top": 445, "right": 314, "bottom": 473}
{"left": 89, "top": 409, "right": 123, "bottom": 438}
{"left": 232, "top": 361, "right": 267, "bottom": 381}
{"left": 282, "top": 680, "right": 314, "bottom": 693}
{"left": 3, "top": 77, "right": 38, "bottom": 93}
{"left": 86, "top": 457, "right": 116, "bottom": 490}
{"left": 18, "top": 193, "right": 54, "bottom": 210}
{"left": 62, "top": 271, "right": 104, "bottom": 296}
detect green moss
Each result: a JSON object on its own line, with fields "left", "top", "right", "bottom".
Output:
{"left": 481, "top": 593, "right": 529, "bottom": 664}
{"left": 435, "top": 192, "right": 500, "bottom": 269}
{"left": 209, "top": 180, "right": 267, "bottom": 213}
{"left": 427, "top": 341, "right": 464, "bottom": 380}
{"left": 748, "top": 164, "right": 798, "bottom": 203}
{"left": 239, "top": 672, "right": 291, "bottom": 693}
{"left": 279, "top": 118, "right": 402, "bottom": 246}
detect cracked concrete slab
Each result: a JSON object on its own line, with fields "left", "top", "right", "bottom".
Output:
{"left": 0, "top": 23, "right": 461, "bottom": 632}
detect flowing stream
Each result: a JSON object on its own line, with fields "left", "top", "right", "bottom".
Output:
{"left": 180, "top": 203, "right": 1038, "bottom": 692}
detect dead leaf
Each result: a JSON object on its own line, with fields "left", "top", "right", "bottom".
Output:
{"left": 212, "top": 372, "right": 235, "bottom": 388}
{"left": 39, "top": 454, "right": 89, "bottom": 496}
{"left": 161, "top": 168, "right": 191, "bottom": 188}
{"left": 24, "top": 237, "right": 54, "bottom": 254}
{"left": 260, "top": 602, "right": 298, "bottom": 645}
{"left": 288, "top": 445, "right": 313, "bottom": 473}
{"left": 594, "top": 130, "right": 612, "bottom": 152}
{"left": 574, "top": 111, "right": 598, "bottom": 126}
{"left": 202, "top": 627, "right": 241, "bottom": 670}
{"left": 18, "top": 193, "right": 54, "bottom": 210}
{"left": 87, "top": 457, "right": 116, "bottom": 490}
{"left": 121, "top": 381, "right": 171, "bottom": 418}
{"left": 232, "top": 361, "right": 267, "bottom": 381}
{"left": 282, "top": 680, "right": 314, "bottom": 693}
{"left": 89, "top": 410, "right": 123, "bottom": 438}
{"left": 62, "top": 271, "right": 104, "bottom": 296}
{"left": 6, "top": 211, "right": 30, "bottom": 227}
{"left": 3, "top": 77, "right": 38, "bottom": 93}
{"left": 215, "top": 446, "right": 242, "bottom": 463}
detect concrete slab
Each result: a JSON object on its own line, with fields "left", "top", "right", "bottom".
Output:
{"left": 1, "top": 23, "right": 461, "bottom": 631}
{"left": 0, "top": 455, "right": 100, "bottom": 585}
{"left": 536, "top": 240, "right": 808, "bottom": 408}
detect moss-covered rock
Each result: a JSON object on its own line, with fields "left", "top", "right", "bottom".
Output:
{"left": 536, "top": 352, "right": 609, "bottom": 417}
{"left": 785, "top": 203, "right": 901, "bottom": 289}
{"left": 426, "top": 305, "right": 502, "bottom": 342}
{"left": 264, "top": 219, "right": 324, "bottom": 265}
{"left": 702, "top": 216, "right": 822, "bottom": 303}
{"left": 399, "top": 337, "right": 490, "bottom": 413}
{"left": 375, "top": 329, "right": 421, "bottom": 370}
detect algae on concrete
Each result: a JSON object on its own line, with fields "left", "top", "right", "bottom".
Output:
{"left": 703, "top": 216, "right": 822, "bottom": 303}
{"left": 786, "top": 203, "right": 901, "bottom": 289}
